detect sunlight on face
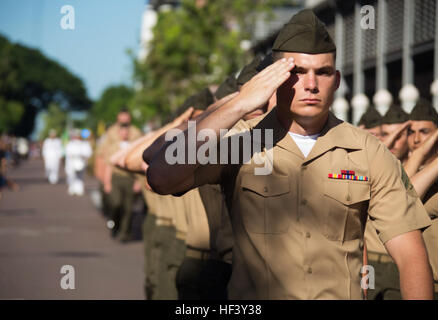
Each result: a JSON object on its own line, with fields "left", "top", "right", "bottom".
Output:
{"left": 276, "top": 52, "right": 339, "bottom": 121}
{"left": 407, "top": 120, "right": 437, "bottom": 152}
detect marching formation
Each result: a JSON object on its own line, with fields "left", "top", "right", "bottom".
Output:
{"left": 92, "top": 9, "right": 438, "bottom": 300}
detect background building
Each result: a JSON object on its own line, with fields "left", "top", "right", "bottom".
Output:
{"left": 251, "top": 0, "right": 437, "bottom": 123}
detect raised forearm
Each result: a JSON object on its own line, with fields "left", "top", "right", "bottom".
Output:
{"left": 147, "top": 97, "right": 247, "bottom": 194}
{"left": 404, "top": 150, "right": 426, "bottom": 177}
{"left": 411, "top": 157, "right": 438, "bottom": 199}
{"left": 147, "top": 58, "right": 295, "bottom": 194}
{"left": 143, "top": 93, "right": 238, "bottom": 165}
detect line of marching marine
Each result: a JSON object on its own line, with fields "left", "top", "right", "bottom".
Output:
{"left": 92, "top": 58, "right": 273, "bottom": 299}
{"left": 93, "top": 64, "right": 438, "bottom": 300}
{"left": 93, "top": 10, "right": 438, "bottom": 300}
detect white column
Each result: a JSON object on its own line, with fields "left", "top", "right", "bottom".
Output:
{"left": 400, "top": 0, "right": 419, "bottom": 113}
{"left": 138, "top": 4, "right": 158, "bottom": 62}
{"left": 373, "top": 0, "right": 392, "bottom": 116}
{"left": 351, "top": 1, "right": 366, "bottom": 124}
{"left": 351, "top": 93, "right": 370, "bottom": 125}
{"left": 332, "top": 9, "right": 349, "bottom": 121}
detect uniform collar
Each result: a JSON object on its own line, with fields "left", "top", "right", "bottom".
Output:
{"left": 251, "top": 107, "right": 363, "bottom": 162}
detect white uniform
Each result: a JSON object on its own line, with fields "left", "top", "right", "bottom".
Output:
{"left": 65, "top": 139, "right": 92, "bottom": 196}
{"left": 42, "top": 137, "right": 63, "bottom": 184}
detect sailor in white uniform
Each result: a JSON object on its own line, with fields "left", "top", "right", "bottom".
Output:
{"left": 42, "top": 129, "right": 63, "bottom": 185}
{"left": 65, "top": 129, "right": 92, "bottom": 196}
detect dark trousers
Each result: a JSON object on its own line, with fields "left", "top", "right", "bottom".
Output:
{"left": 143, "top": 214, "right": 156, "bottom": 299}
{"left": 367, "top": 257, "right": 401, "bottom": 300}
{"left": 150, "top": 225, "right": 186, "bottom": 300}
{"left": 176, "top": 257, "right": 232, "bottom": 300}
{"left": 108, "top": 173, "right": 134, "bottom": 239}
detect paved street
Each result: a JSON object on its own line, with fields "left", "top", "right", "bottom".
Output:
{"left": 0, "top": 159, "right": 145, "bottom": 300}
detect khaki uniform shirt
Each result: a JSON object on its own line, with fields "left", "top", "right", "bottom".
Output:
{"left": 183, "top": 188, "right": 211, "bottom": 250}
{"left": 154, "top": 194, "right": 176, "bottom": 227}
{"left": 424, "top": 193, "right": 438, "bottom": 282}
{"left": 172, "top": 195, "right": 188, "bottom": 240}
{"left": 192, "top": 109, "right": 431, "bottom": 300}
{"left": 198, "top": 184, "right": 234, "bottom": 262}
{"left": 364, "top": 220, "right": 387, "bottom": 255}
{"left": 102, "top": 124, "right": 142, "bottom": 177}
{"left": 142, "top": 189, "right": 157, "bottom": 217}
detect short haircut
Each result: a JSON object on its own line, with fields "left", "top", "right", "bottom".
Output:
{"left": 119, "top": 106, "right": 130, "bottom": 114}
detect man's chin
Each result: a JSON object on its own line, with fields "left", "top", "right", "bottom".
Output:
{"left": 291, "top": 108, "right": 327, "bottom": 120}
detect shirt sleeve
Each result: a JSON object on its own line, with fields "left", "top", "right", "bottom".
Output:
{"left": 424, "top": 193, "right": 438, "bottom": 220}
{"left": 192, "top": 119, "right": 251, "bottom": 188}
{"left": 366, "top": 134, "right": 432, "bottom": 244}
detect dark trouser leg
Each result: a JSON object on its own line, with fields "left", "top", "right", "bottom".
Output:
{"left": 176, "top": 257, "right": 206, "bottom": 300}
{"left": 155, "top": 225, "right": 179, "bottom": 299}
{"left": 108, "top": 175, "right": 123, "bottom": 237}
{"left": 199, "top": 259, "right": 232, "bottom": 300}
{"left": 143, "top": 214, "right": 156, "bottom": 299}
{"left": 367, "top": 259, "right": 401, "bottom": 300}
{"left": 116, "top": 175, "right": 135, "bottom": 240}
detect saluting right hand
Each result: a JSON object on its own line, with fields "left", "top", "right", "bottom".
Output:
{"left": 235, "top": 57, "right": 295, "bottom": 116}
{"left": 383, "top": 121, "right": 411, "bottom": 150}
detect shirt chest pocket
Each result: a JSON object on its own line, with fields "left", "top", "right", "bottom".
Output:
{"left": 323, "top": 180, "right": 370, "bottom": 241}
{"left": 238, "top": 173, "right": 291, "bottom": 234}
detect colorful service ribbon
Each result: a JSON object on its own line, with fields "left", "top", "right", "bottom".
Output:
{"left": 328, "top": 172, "right": 368, "bottom": 181}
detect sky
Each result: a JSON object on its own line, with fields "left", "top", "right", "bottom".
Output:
{"left": 0, "top": 0, "right": 147, "bottom": 101}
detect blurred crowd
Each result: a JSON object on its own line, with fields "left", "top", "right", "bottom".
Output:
{"left": 0, "top": 135, "right": 27, "bottom": 199}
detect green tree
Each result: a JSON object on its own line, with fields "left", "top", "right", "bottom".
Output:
{"left": 0, "top": 34, "right": 91, "bottom": 137}
{"left": 38, "top": 103, "right": 68, "bottom": 140}
{"left": 89, "top": 85, "right": 134, "bottom": 128}
{"left": 0, "top": 97, "right": 24, "bottom": 134}
{"left": 132, "top": 0, "right": 295, "bottom": 122}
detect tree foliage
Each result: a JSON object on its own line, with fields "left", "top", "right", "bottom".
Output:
{"left": 0, "top": 97, "right": 24, "bottom": 133}
{"left": 0, "top": 34, "right": 91, "bottom": 137}
{"left": 38, "top": 103, "right": 68, "bottom": 140}
{"left": 132, "top": 0, "right": 289, "bottom": 123}
{"left": 89, "top": 85, "right": 134, "bottom": 128}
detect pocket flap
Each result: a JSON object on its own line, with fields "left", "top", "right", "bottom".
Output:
{"left": 324, "top": 180, "right": 370, "bottom": 205}
{"left": 241, "top": 173, "right": 290, "bottom": 197}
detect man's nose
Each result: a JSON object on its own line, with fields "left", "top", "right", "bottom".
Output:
{"left": 304, "top": 73, "right": 318, "bottom": 93}
{"left": 414, "top": 132, "right": 421, "bottom": 144}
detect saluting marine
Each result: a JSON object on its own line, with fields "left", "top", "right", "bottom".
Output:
{"left": 146, "top": 9, "right": 434, "bottom": 299}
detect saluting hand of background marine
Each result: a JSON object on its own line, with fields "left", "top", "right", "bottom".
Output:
{"left": 234, "top": 57, "right": 295, "bottom": 116}
{"left": 383, "top": 120, "right": 411, "bottom": 151}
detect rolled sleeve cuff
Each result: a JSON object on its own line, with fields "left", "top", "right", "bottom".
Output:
{"left": 379, "top": 218, "right": 432, "bottom": 244}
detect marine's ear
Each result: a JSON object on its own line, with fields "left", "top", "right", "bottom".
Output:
{"left": 334, "top": 70, "right": 341, "bottom": 91}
